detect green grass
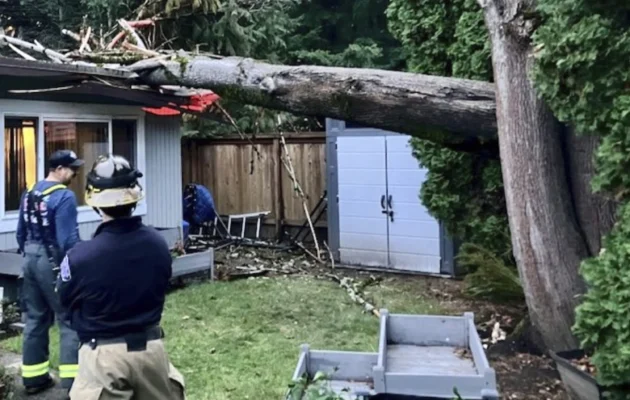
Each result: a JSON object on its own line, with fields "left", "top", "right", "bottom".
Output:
{"left": 1, "top": 275, "right": 441, "bottom": 400}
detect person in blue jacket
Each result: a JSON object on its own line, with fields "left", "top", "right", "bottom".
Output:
{"left": 16, "top": 149, "right": 83, "bottom": 395}
{"left": 57, "top": 154, "right": 185, "bottom": 400}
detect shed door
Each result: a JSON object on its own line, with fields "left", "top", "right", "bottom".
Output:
{"left": 385, "top": 135, "right": 441, "bottom": 273}
{"left": 337, "top": 136, "right": 389, "bottom": 267}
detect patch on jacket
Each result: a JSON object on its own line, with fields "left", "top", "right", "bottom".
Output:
{"left": 60, "top": 256, "right": 72, "bottom": 282}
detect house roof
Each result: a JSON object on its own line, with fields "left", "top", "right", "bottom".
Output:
{"left": 0, "top": 57, "right": 220, "bottom": 115}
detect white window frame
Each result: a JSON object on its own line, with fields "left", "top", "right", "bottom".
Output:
{"left": 0, "top": 99, "right": 147, "bottom": 233}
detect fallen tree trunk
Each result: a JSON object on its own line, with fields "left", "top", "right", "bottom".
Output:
{"left": 132, "top": 56, "right": 499, "bottom": 153}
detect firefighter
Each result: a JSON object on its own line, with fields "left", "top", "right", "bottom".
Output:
{"left": 57, "top": 154, "right": 186, "bottom": 400}
{"left": 15, "top": 149, "right": 83, "bottom": 395}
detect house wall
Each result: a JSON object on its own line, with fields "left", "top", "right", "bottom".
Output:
{"left": 0, "top": 111, "right": 183, "bottom": 250}
{"left": 145, "top": 114, "right": 183, "bottom": 230}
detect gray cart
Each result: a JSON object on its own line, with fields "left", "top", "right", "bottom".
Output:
{"left": 289, "top": 310, "right": 499, "bottom": 400}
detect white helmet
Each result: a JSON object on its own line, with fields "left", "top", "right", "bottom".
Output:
{"left": 85, "top": 154, "right": 144, "bottom": 208}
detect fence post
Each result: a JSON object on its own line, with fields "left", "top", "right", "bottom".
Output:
{"left": 273, "top": 137, "right": 284, "bottom": 239}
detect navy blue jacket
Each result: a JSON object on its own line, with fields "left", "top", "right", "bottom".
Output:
{"left": 57, "top": 216, "right": 172, "bottom": 342}
{"left": 16, "top": 180, "right": 81, "bottom": 256}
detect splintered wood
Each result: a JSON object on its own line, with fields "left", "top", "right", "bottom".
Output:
{"left": 572, "top": 355, "right": 596, "bottom": 376}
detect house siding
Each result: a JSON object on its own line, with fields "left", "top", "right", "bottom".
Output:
{"left": 0, "top": 113, "right": 183, "bottom": 251}
{"left": 144, "top": 114, "right": 183, "bottom": 229}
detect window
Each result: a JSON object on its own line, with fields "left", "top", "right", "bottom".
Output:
{"left": 0, "top": 103, "right": 146, "bottom": 233}
{"left": 2, "top": 118, "right": 138, "bottom": 210}
{"left": 112, "top": 119, "right": 137, "bottom": 166}
{"left": 45, "top": 121, "right": 109, "bottom": 205}
{"left": 4, "top": 117, "right": 38, "bottom": 212}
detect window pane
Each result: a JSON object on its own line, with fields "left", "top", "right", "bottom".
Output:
{"left": 4, "top": 117, "right": 38, "bottom": 212}
{"left": 44, "top": 121, "right": 108, "bottom": 205}
{"left": 112, "top": 120, "right": 137, "bottom": 166}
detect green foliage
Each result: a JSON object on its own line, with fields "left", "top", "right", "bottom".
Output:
{"left": 386, "top": 0, "right": 492, "bottom": 79}
{"left": 456, "top": 243, "right": 523, "bottom": 303}
{"left": 573, "top": 203, "right": 630, "bottom": 389}
{"left": 412, "top": 141, "right": 511, "bottom": 260}
{"left": 532, "top": 0, "right": 630, "bottom": 393}
{"left": 287, "top": 0, "right": 405, "bottom": 70}
{"left": 533, "top": 0, "right": 630, "bottom": 199}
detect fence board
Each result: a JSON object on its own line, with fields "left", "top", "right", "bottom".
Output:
{"left": 182, "top": 133, "right": 327, "bottom": 236}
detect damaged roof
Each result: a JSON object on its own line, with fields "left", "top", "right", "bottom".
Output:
{"left": 0, "top": 56, "right": 220, "bottom": 115}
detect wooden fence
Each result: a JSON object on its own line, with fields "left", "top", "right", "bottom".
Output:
{"left": 181, "top": 133, "right": 327, "bottom": 237}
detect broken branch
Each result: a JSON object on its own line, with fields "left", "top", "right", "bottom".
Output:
{"left": 325, "top": 274, "right": 380, "bottom": 318}
{"left": 7, "top": 43, "right": 36, "bottom": 60}
{"left": 0, "top": 35, "right": 71, "bottom": 63}
{"left": 62, "top": 29, "right": 92, "bottom": 52}
{"left": 122, "top": 42, "right": 161, "bottom": 57}
{"left": 79, "top": 27, "right": 92, "bottom": 53}
{"left": 118, "top": 19, "right": 147, "bottom": 50}
{"left": 279, "top": 126, "right": 321, "bottom": 260}
{"left": 295, "top": 242, "right": 322, "bottom": 265}
{"left": 324, "top": 241, "right": 335, "bottom": 269}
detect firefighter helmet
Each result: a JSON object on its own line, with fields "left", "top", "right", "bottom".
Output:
{"left": 85, "top": 154, "right": 144, "bottom": 208}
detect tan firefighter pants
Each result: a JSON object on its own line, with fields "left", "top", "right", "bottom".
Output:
{"left": 69, "top": 338, "right": 186, "bottom": 400}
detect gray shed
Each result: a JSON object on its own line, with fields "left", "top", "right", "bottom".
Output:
{"left": 326, "top": 119, "right": 457, "bottom": 276}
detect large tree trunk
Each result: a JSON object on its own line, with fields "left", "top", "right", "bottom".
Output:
{"left": 132, "top": 57, "right": 498, "bottom": 154}
{"left": 479, "top": 0, "right": 589, "bottom": 351}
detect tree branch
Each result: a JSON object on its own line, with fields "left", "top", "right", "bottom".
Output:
{"left": 133, "top": 56, "right": 499, "bottom": 152}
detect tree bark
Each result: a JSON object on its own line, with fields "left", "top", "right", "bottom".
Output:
{"left": 132, "top": 56, "right": 499, "bottom": 153}
{"left": 479, "top": 0, "right": 589, "bottom": 351}
{"left": 564, "top": 131, "right": 618, "bottom": 255}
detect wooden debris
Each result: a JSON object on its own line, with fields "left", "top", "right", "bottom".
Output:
{"left": 295, "top": 242, "right": 323, "bottom": 265}
{"left": 572, "top": 355, "right": 596, "bottom": 376}
{"left": 118, "top": 19, "right": 148, "bottom": 50}
{"left": 324, "top": 241, "right": 335, "bottom": 269}
{"left": 79, "top": 27, "right": 92, "bottom": 53}
{"left": 7, "top": 43, "right": 36, "bottom": 60}
{"left": 0, "top": 35, "right": 71, "bottom": 62}
{"left": 491, "top": 321, "right": 507, "bottom": 344}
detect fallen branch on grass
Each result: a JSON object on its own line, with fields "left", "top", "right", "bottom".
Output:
{"left": 226, "top": 267, "right": 271, "bottom": 281}
{"left": 325, "top": 274, "right": 380, "bottom": 318}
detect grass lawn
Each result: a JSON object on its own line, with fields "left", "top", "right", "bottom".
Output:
{"left": 1, "top": 275, "right": 441, "bottom": 399}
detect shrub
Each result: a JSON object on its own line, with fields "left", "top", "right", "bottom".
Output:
{"left": 456, "top": 243, "right": 523, "bottom": 304}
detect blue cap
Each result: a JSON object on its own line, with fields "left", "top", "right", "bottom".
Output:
{"left": 48, "top": 149, "right": 84, "bottom": 169}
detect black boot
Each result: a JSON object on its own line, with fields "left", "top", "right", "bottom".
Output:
{"left": 24, "top": 375, "right": 55, "bottom": 395}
